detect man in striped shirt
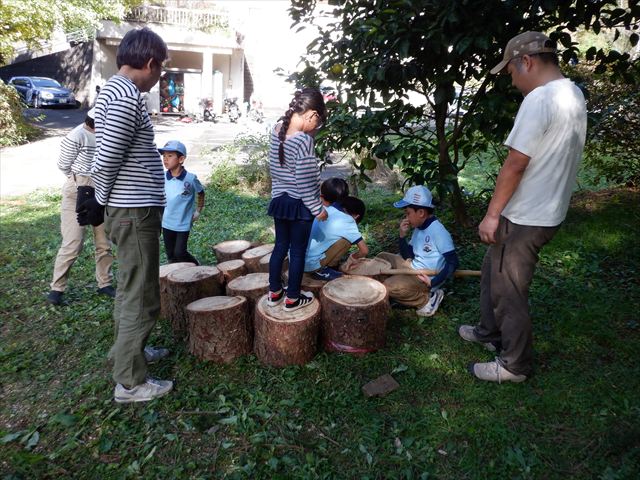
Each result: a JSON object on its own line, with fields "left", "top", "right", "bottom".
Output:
{"left": 47, "top": 108, "right": 114, "bottom": 306}
{"left": 89, "top": 28, "right": 172, "bottom": 403}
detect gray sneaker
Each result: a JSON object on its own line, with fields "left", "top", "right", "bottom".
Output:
{"left": 114, "top": 378, "right": 173, "bottom": 403}
{"left": 144, "top": 346, "right": 170, "bottom": 364}
{"left": 468, "top": 359, "right": 527, "bottom": 384}
{"left": 458, "top": 325, "right": 497, "bottom": 352}
{"left": 416, "top": 289, "right": 445, "bottom": 317}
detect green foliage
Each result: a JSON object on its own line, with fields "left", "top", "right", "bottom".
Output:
{"left": 1, "top": 182, "right": 639, "bottom": 478}
{"left": 0, "top": 0, "right": 143, "bottom": 65}
{"left": 0, "top": 81, "right": 41, "bottom": 146}
{"left": 289, "top": 0, "right": 640, "bottom": 223}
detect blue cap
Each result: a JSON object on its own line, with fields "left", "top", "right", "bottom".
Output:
{"left": 158, "top": 140, "right": 187, "bottom": 157}
{"left": 393, "top": 185, "right": 434, "bottom": 208}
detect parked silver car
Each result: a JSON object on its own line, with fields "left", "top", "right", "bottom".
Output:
{"left": 8, "top": 76, "right": 76, "bottom": 108}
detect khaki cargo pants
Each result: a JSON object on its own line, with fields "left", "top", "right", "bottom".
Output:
{"left": 378, "top": 252, "right": 430, "bottom": 308}
{"left": 104, "top": 206, "right": 162, "bottom": 388}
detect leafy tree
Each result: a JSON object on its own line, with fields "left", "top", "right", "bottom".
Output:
{"left": 0, "top": 0, "right": 143, "bottom": 66}
{"left": 289, "top": 0, "right": 640, "bottom": 225}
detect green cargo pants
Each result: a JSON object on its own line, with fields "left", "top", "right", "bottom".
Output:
{"left": 104, "top": 206, "right": 162, "bottom": 388}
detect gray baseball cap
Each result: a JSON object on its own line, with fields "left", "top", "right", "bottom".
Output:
{"left": 490, "top": 31, "right": 557, "bottom": 75}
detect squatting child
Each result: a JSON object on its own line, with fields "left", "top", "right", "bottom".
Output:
{"left": 160, "top": 140, "right": 205, "bottom": 265}
{"left": 379, "top": 185, "right": 459, "bottom": 317}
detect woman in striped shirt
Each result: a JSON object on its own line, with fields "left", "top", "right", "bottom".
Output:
{"left": 267, "top": 88, "right": 327, "bottom": 312}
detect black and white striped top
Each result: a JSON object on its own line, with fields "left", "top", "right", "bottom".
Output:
{"left": 57, "top": 124, "right": 95, "bottom": 176}
{"left": 91, "top": 75, "right": 165, "bottom": 207}
{"left": 269, "top": 126, "right": 322, "bottom": 216}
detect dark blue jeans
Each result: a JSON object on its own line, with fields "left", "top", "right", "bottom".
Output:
{"left": 269, "top": 217, "right": 313, "bottom": 299}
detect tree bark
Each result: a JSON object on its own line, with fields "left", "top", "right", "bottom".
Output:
{"left": 254, "top": 294, "right": 321, "bottom": 366}
{"left": 166, "top": 266, "right": 222, "bottom": 340}
{"left": 159, "top": 262, "right": 196, "bottom": 319}
{"left": 226, "top": 272, "right": 270, "bottom": 344}
{"left": 186, "top": 296, "right": 251, "bottom": 363}
{"left": 321, "top": 275, "right": 389, "bottom": 354}
{"left": 242, "top": 243, "right": 275, "bottom": 273}
{"left": 213, "top": 240, "right": 252, "bottom": 263}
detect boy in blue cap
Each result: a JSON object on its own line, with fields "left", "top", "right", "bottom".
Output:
{"left": 159, "top": 140, "right": 205, "bottom": 265}
{"left": 378, "top": 185, "right": 459, "bottom": 316}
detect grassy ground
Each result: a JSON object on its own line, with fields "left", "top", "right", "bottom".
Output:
{"left": 0, "top": 184, "right": 638, "bottom": 479}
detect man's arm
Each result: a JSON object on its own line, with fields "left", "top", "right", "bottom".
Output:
{"left": 478, "top": 148, "right": 530, "bottom": 244}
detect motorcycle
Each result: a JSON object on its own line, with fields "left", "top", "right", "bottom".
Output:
{"left": 224, "top": 97, "right": 241, "bottom": 123}
{"left": 200, "top": 97, "right": 219, "bottom": 123}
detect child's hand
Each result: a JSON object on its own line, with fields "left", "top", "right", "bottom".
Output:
{"left": 316, "top": 209, "right": 328, "bottom": 222}
{"left": 399, "top": 218, "right": 410, "bottom": 237}
{"left": 192, "top": 211, "right": 200, "bottom": 222}
{"left": 417, "top": 274, "right": 432, "bottom": 286}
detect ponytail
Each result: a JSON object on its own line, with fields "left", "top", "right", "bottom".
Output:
{"left": 277, "top": 88, "right": 326, "bottom": 166}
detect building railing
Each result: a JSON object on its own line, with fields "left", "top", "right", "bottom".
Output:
{"left": 125, "top": 5, "right": 229, "bottom": 31}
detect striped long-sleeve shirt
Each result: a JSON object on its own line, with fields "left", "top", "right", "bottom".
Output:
{"left": 269, "top": 126, "right": 322, "bottom": 216}
{"left": 57, "top": 124, "right": 95, "bottom": 176}
{"left": 91, "top": 75, "right": 165, "bottom": 207}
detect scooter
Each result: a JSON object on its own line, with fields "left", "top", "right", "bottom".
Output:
{"left": 224, "top": 97, "right": 241, "bottom": 123}
{"left": 200, "top": 98, "right": 219, "bottom": 123}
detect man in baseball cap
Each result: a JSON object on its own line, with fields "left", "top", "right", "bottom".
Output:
{"left": 458, "top": 31, "right": 587, "bottom": 384}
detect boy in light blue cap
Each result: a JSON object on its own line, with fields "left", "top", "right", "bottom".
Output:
{"left": 377, "top": 185, "right": 459, "bottom": 316}
{"left": 159, "top": 140, "right": 205, "bottom": 265}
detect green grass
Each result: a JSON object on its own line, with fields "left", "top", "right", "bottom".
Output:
{"left": 1, "top": 185, "right": 639, "bottom": 479}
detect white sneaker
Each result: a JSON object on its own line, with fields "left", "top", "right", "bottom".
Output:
{"left": 416, "top": 289, "right": 445, "bottom": 317}
{"left": 114, "top": 378, "right": 173, "bottom": 403}
{"left": 144, "top": 346, "right": 170, "bottom": 364}
{"left": 469, "top": 359, "right": 527, "bottom": 384}
{"left": 458, "top": 325, "right": 497, "bottom": 352}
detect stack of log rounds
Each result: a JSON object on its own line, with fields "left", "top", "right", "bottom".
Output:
{"left": 159, "top": 262, "right": 196, "bottom": 319}
{"left": 258, "top": 253, "right": 288, "bottom": 274}
{"left": 226, "top": 273, "right": 270, "bottom": 314}
{"left": 254, "top": 294, "right": 321, "bottom": 367}
{"left": 186, "top": 296, "right": 251, "bottom": 363}
{"left": 321, "top": 275, "right": 389, "bottom": 354}
{"left": 216, "top": 259, "right": 247, "bottom": 284}
{"left": 339, "top": 257, "right": 392, "bottom": 283}
{"left": 166, "top": 266, "right": 222, "bottom": 339}
{"left": 242, "top": 243, "right": 275, "bottom": 273}
{"left": 213, "top": 240, "right": 252, "bottom": 263}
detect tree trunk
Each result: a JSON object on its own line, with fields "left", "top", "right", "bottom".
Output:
{"left": 321, "top": 275, "right": 389, "bottom": 354}
{"left": 186, "top": 296, "right": 251, "bottom": 363}
{"left": 213, "top": 240, "right": 252, "bottom": 263}
{"left": 216, "top": 259, "right": 247, "bottom": 285}
{"left": 159, "top": 262, "right": 196, "bottom": 319}
{"left": 166, "top": 266, "right": 222, "bottom": 339}
{"left": 226, "top": 272, "right": 270, "bottom": 344}
{"left": 242, "top": 243, "right": 275, "bottom": 273}
{"left": 254, "top": 294, "right": 321, "bottom": 366}
{"left": 259, "top": 253, "right": 288, "bottom": 273}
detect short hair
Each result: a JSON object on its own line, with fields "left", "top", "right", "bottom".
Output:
{"left": 407, "top": 204, "right": 434, "bottom": 215}
{"left": 116, "top": 28, "right": 168, "bottom": 69}
{"left": 321, "top": 177, "right": 349, "bottom": 204}
{"left": 342, "top": 196, "right": 366, "bottom": 223}
{"left": 84, "top": 116, "right": 94, "bottom": 129}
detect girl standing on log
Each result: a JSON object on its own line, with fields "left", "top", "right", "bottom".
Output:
{"left": 267, "top": 88, "right": 327, "bottom": 312}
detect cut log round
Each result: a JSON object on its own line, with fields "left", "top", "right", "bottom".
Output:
{"left": 254, "top": 294, "right": 321, "bottom": 366}
{"left": 166, "top": 266, "right": 222, "bottom": 339}
{"left": 259, "top": 253, "right": 289, "bottom": 274}
{"left": 321, "top": 275, "right": 389, "bottom": 354}
{"left": 159, "top": 262, "right": 196, "bottom": 319}
{"left": 301, "top": 273, "right": 326, "bottom": 298}
{"left": 213, "top": 240, "right": 252, "bottom": 263}
{"left": 186, "top": 296, "right": 251, "bottom": 363}
{"left": 226, "top": 272, "right": 270, "bottom": 343}
{"left": 339, "top": 257, "right": 392, "bottom": 283}
{"left": 242, "top": 243, "right": 275, "bottom": 273}
{"left": 216, "top": 259, "right": 247, "bottom": 284}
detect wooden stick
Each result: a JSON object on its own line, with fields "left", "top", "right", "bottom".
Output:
{"left": 381, "top": 268, "right": 481, "bottom": 277}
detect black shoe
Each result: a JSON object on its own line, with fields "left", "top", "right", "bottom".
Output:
{"left": 311, "top": 266, "right": 342, "bottom": 281}
{"left": 283, "top": 292, "right": 315, "bottom": 312}
{"left": 46, "top": 290, "right": 64, "bottom": 306}
{"left": 97, "top": 286, "right": 116, "bottom": 298}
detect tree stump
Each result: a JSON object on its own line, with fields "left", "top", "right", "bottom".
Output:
{"left": 216, "top": 259, "right": 247, "bottom": 285}
{"left": 186, "top": 296, "right": 251, "bottom": 363}
{"left": 321, "top": 275, "right": 389, "bottom": 354}
{"left": 339, "top": 257, "right": 392, "bottom": 283}
{"left": 213, "top": 240, "right": 252, "bottom": 263}
{"left": 166, "top": 266, "right": 222, "bottom": 339}
{"left": 241, "top": 243, "right": 275, "bottom": 273}
{"left": 226, "top": 272, "right": 270, "bottom": 342}
{"left": 282, "top": 271, "right": 326, "bottom": 298}
{"left": 259, "top": 253, "right": 289, "bottom": 274}
{"left": 254, "top": 294, "right": 321, "bottom": 367}
{"left": 159, "top": 262, "right": 196, "bottom": 319}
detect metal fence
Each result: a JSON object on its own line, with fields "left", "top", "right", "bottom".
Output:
{"left": 125, "top": 5, "right": 229, "bottom": 31}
